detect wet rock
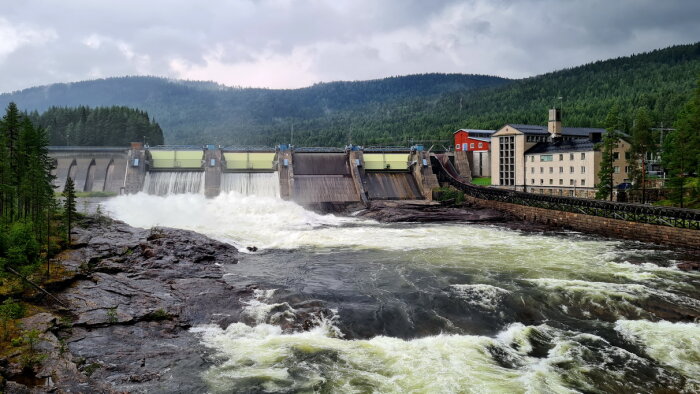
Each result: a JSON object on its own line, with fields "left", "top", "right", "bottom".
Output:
{"left": 357, "top": 200, "right": 508, "bottom": 223}
{"left": 5, "top": 218, "right": 243, "bottom": 393}
{"left": 677, "top": 261, "right": 700, "bottom": 271}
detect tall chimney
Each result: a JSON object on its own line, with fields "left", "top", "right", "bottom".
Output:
{"left": 548, "top": 108, "right": 562, "bottom": 137}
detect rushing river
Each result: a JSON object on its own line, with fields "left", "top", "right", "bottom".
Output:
{"left": 105, "top": 192, "right": 700, "bottom": 393}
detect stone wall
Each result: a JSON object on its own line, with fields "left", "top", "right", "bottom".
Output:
{"left": 464, "top": 194, "right": 700, "bottom": 250}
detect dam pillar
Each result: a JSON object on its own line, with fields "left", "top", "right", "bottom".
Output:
{"left": 204, "top": 147, "right": 222, "bottom": 198}
{"left": 454, "top": 150, "right": 472, "bottom": 182}
{"left": 278, "top": 149, "right": 293, "bottom": 200}
{"left": 348, "top": 150, "right": 369, "bottom": 206}
{"left": 124, "top": 142, "right": 147, "bottom": 194}
{"left": 412, "top": 151, "right": 440, "bottom": 201}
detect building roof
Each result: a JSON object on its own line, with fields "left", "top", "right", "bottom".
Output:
{"left": 470, "top": 137, "right": 491, "bottom": 143}
{"left": 453, "top": 129, "right": 496, "bottom": 135}
{"left": 525, "top": 139, "right": 597, "bottom": 154}
{"left": 506, "top": 124, "right": 606, "bottom": 137}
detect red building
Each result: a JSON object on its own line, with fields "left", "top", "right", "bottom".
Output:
{"left": 454, "top": 129, "right": 494, "bottom": 152}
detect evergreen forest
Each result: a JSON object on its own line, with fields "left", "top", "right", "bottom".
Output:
{"left": 26, "top": 106, "right": 164, "bottom": 147}
{"left": 0, "top": 42, "right": 698, "bottom": 148}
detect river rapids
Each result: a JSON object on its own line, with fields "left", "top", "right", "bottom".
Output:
{"left": 105, "top": 192, "right": 700, "bottom": 393}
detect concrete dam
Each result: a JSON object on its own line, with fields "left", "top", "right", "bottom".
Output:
{"left": 49, "top": 144, "right": 441, "bottom": 207}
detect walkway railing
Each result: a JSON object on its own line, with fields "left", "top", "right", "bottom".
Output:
{"left": 431, "top": 156, "right": 700, "bottom": 230}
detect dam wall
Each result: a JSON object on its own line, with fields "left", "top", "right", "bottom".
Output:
{"left": 49, "top": 146, "right": 129, "bottom": 194}
{"left": 49, "top": 144, "right": 433, "bottom": 204}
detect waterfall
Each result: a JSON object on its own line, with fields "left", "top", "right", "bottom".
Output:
{"left": 142, "top": 171, "right": 205, "bottom": 195}
{"left": 221, "top": 172, "right": 280, "bottom": 198}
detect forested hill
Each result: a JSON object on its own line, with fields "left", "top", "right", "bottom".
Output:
{"left": 1, "top": 42, "right": 699, "bottom": 147}
{"left": 0, "top": 73, "right": 509, "bottom": 146}
{"left": 26, "top": 106, "right": 164, "bottom": 146}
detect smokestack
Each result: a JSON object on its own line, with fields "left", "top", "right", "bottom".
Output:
{"left": 548, "top": 108, "right": 562, "bottom": 137}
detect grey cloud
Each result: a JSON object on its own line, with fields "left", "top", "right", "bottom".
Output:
{"left": 0, "top": 0, "right": 698, "bottom": 92}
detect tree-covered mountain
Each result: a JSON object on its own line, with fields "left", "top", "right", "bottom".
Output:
{"left": 0, "top": 73, "right": 509, "bottom": 146}
{"left": 26, "top": 106, "right": 164, "bottom": 146}
{"left": 1, "top": 42, "right": 699, "bottom": 147}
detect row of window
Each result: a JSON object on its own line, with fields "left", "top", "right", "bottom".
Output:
{"left": 531, "top": 153, "right": 587, "bottom": 162}
{"left": 531, "top": 179, "right": 587, "bottom": 186}
{"left": 456, "top": 142, "right": 485, "bottom": 150}
{"left": 531, "top": 166, "right": 587, "bottom": 174}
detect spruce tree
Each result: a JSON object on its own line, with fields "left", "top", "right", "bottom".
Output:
{"left": 663, "top": 77, "right": 700, "bottom": 207}
{"left": 628, "top": 107, "right": 655, "bottom": 203}
{"left": 63, "top": 177, "right": 77, "bottom": 245}
{"left": 596, "top": 105, "right": 622, "bottom": 200}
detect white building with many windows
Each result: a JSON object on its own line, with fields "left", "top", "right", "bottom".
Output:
{"left": 490, "top": 109, "right": 631, "bottom": 197}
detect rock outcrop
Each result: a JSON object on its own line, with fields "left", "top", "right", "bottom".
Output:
{"left": 2, "top": 217, "right": 242, "bottom": 393}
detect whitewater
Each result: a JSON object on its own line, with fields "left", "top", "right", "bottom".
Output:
{"left": 104, "top": 192, "right": 700, "bottom": 393}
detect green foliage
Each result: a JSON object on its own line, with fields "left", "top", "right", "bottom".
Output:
{"left": 627, "top": 107, "right": 655, "bottom": 202}
{"left": 2, "top": 43, "right": 700, "bottom": 147}
{"left": 63, "top": 177, "right": 76, "bottom": 243}
{"left": 0, "top": 297, "right": 25, "bottom": 340}
{"left": 596, "top": 106, "right": 622, "bottom": 200}
{"left": 433, "top": 187, "right": 465, "bottom": 205}
{"left": 27, "top": 105, "right": 164, "bottom": 146}
{"left": 4, "top": 222, "right": 40, "bottom": 270}
{"left": 106, "top": 307, "right": 118, "bottom": 323}
{"left": 662, "top": 76, "right": 700, "bottom": 207}
{"left": 144, "top": 308, "right": 172, "bottom": 321}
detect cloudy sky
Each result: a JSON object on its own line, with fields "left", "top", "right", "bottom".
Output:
{"left": 1, "top": 0, "right": 698, "bottom": 93}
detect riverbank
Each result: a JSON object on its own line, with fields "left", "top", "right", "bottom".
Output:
{"left": 1, "top": 216, "right": 244, "bottom": 392}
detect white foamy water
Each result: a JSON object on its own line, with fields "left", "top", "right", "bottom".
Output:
{"left": 102, "top": 192, "right": 700, "bottom": 392}
{"left": 449, "top": 284, "right": 510, "bottom": 311}
{"left": 221, "top": 172, "right": 280, "bottom": 197}
{"left": 142, "top": 171, "right": 205, "bottom": 195}
{"left": 615, "top": 320, "right": 700, "bottom": 389}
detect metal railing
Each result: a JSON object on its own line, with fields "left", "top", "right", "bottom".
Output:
{"left": 431, "top": 156, "right": 700, "bottom": 230}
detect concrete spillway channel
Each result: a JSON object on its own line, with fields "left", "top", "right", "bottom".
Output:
{"left": 291, "top": 151, "right": 361, "bottom": 205}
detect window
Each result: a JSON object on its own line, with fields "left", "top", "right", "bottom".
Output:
{"left": 570, "top": 166, "right": 575, "bottom": 173}
{"left": 613, "top": 152, "right": 620, "bottom": 160}
{"left": 570, "top": 179, "right": 574, "bottom": 185}
{"left": 559, "top": 167, "right": 563, "bottom": 173}
{"left": 540, "top": 179, "right": 544, "bottom": 185}
{"left": 569, "top": 153, "right": 574, "bottom": 160}
{"left": 531, "top": 167, "right": 534, "bottom": 174}
{"left": 470, "top": 143, "right": 474, "bottom": 149}
{"left": 559, "top": 154, "right": 563, "bottom": 161}
{"left": 549, "top": 167, "right": 553, "bottom": 174}
{"left": 531, "top": 179, "right": 535, "bottom": 184}
{"left": 559, "top": 179, "right": 563, "bottom": 185}
{"left": 498, "top": 136, "right": 515, "bottom": 186}
{"left": 549, "top": 179, "right": 553, "bottom": 185}
{"left": 530, "top": 156, "right": 534, "bottom": 162}
{"left": 540, "top": 167, "right": 544, "bottom": 174}
{"left": 625, "top": 152, "right": 631, "bottom": 160}
{"left": 455, "top": 144, "right": 459, "bottom": 150}
{"left": 581, "top": 166, "right": 586, "bottom": 173}
{"left": 624, "top": 166, "right": 629, "bottom": 173}
{"left": 581, "top": 179, "right": 586, "bottom": 186}
{"left": 581, "top": 153, "right": 586, "bottom": 159}
{"left": 614, "top": 166, "right": 620, "bottom": 173}
{"left": 478, "top": 143, "right": 483, "bottom": 148}
{"left": 540, "top": 155, "right": 553, "bottom": 162}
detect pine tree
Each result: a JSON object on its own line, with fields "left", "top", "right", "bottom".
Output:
{"left": 63, "top": 177, "right": 76, "bottom": 245}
